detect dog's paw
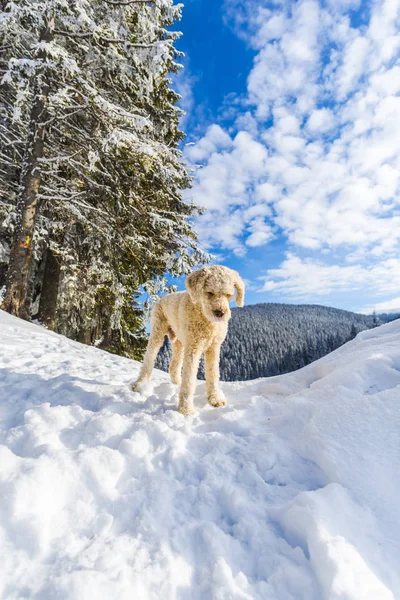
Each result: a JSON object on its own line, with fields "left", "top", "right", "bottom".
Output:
{"left": 207, "top": 391, "right": 226, "bottom": 408}
{"left": 178, "top": 401, "right": 194, "bottom": 416}
{"left": 131, "top": 380, "right": 145, "bottom": 394}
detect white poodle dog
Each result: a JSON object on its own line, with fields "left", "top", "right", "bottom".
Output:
{"left": 132, "top": 265, "right": 245, "bottom": 415}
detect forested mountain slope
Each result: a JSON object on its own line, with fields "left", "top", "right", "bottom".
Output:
{"left": 378, "top": 312, "right": 400, "bottom": 323}
{"left": 156, "top": 303, "right": 378, "bottom": 380}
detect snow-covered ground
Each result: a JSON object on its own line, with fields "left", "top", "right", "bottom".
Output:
{"left": 0, "top": 310, "right": 399, "bottom": 600}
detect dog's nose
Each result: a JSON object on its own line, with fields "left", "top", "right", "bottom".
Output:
{"left": 213, "top": 309, "right": 225, "bottom": 318}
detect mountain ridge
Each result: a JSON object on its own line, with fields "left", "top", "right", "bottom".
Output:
{"left": 156, "top": 301, "right": 379, "bottom": 380}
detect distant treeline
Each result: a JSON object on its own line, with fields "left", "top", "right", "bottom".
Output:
{"left": 376, "top": 313, "right": 400, "bottom": 323}
{"left": 155, "top": 303, "right": 389, "bottom": 381}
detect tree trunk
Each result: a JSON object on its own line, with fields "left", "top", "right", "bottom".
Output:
{"left": 37, "top": 247, "right": 60, "bottom": 330}
{"left": 1, "top": 19, "right": 54, "bottom": 318}
{"left": 78, "top": 328, "right": 92, "bottom": 345}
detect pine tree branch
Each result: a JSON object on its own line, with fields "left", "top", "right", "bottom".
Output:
{"left": 101, "top": 0, "right": 154, "bottom": 4}
{"left": 38, "top": 149, "right": 83, "bottom": 164}
{"left": 38, "top": 185, "right": 86, "bottom": 199}
{"left": 0, "top": 124, "right": 26, "bottom": 144}
{"left": 40, "top": 190, "right": 112, "bottom": 219}
{"left": 53, "top": 29, "right": 165, "bottom": 48}
{"left": 49, "top": 126, "right": 92, "bottom": 152}
{"left": 0, "top": 151, "right": 20, "bottom": 166}
{"left": 42, "top": 107, "right": 86, "bottom": 128}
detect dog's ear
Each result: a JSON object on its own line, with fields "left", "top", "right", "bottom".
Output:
{"left": 186, "top": 268, "right": 209, "bottom": 304}
{"left": 233, "top": 271, "right": 245, "bottom": 307}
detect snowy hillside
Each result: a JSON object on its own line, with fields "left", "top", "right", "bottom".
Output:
{"left": 0, "top": 310, "right": 399, "bottom": 600}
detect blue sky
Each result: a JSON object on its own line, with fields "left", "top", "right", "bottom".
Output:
{"left": 173, "top": 0, "right": 400, "bottom": 314}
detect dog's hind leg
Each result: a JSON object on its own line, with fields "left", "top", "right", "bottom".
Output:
{"left": 178, "top": 346, "right": 202, "bottom": 416}
{"left": 204, "top": 343, "right": 226, "bottom": 408}
{"left": 132, "top": 303, "right": 168, "bottom": 391}
{"left": 169, "top": 339, "right": 183, "bottom": 385}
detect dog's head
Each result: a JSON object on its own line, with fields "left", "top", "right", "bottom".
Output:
{"left": 185, "top": 265, "right": 245, "bottom": 323}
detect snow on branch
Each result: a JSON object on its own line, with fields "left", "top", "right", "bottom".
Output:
{"left": 53, "top": 29, "right": 169, "bottom": 50}
{"left": 101, "top": 0, "right": 155, "bottom": 4}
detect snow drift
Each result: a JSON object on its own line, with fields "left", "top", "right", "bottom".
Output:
{"left": 0, "top": 309, "right": 399, "bottom": 600}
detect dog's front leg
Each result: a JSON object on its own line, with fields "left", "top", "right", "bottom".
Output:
{"left": 178, "top": 346, "right": 202, "bottom": 416}
{"left": 169, "top": 339, "right": 183, "bottom": 385}
{"left": 204, "top": 344, "right": 226, "bottom": 408}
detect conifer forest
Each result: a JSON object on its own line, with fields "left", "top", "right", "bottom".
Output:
{"left": 0, "top": 0, "right": 206, "bottom": 357}
{"left": 156, "top": 304, "right": 386, "bottom": 381}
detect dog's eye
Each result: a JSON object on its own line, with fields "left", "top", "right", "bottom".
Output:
{"left": 207, "top": 292, "right": 214, "bottom": 298}
{"left": 226, "top": 294, "right": 233, "bottom": 300}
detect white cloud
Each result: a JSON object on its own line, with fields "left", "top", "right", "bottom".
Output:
{"left": 336, "top": 35, "right": 370, "bottom": 100}
{"left": 361, "top": 297, "right": 400, "bottom": 315}
{"left": 255, "top": 182, "right": 281, "bottom": 203}
{"left": 325, "top": 0, "right": 361, "bottom": 9}
{"left": 185, "top": 124, "right": 232, "bottom": 163}
{"left": 306, "top": 108, "right": 335, "bottom": 133}
{"left": 259, "top": 254, "right": 400, "bottom": 300}
{"left": 186, "top": 0, "right": 400, "bottom": 298}
{"left": 246, "top": 218, "right": 274, "bottom": 247}
{"left": 185, "top": 130, "right": 270, "bottom": 253}
{"left": 195, "top": 209, "right": 248, "bottom": 257}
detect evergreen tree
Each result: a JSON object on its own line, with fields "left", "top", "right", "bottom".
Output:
{"left": 0, "top": 0, "right": 206, "bottom": 355}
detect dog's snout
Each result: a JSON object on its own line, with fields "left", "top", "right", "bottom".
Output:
{"left": 213, "top": 309, "right": 225, "bottom": 318}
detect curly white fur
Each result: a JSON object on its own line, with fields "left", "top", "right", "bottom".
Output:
{"left": 132, "top": 265, "right": 245, "bottom": 415}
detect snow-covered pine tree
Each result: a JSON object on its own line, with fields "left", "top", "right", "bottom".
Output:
{"left": 0, "top": 20, "right": 27, "bottom": 295}
{"left": 0, "top": 0, "right": 206, "bottom": 355}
